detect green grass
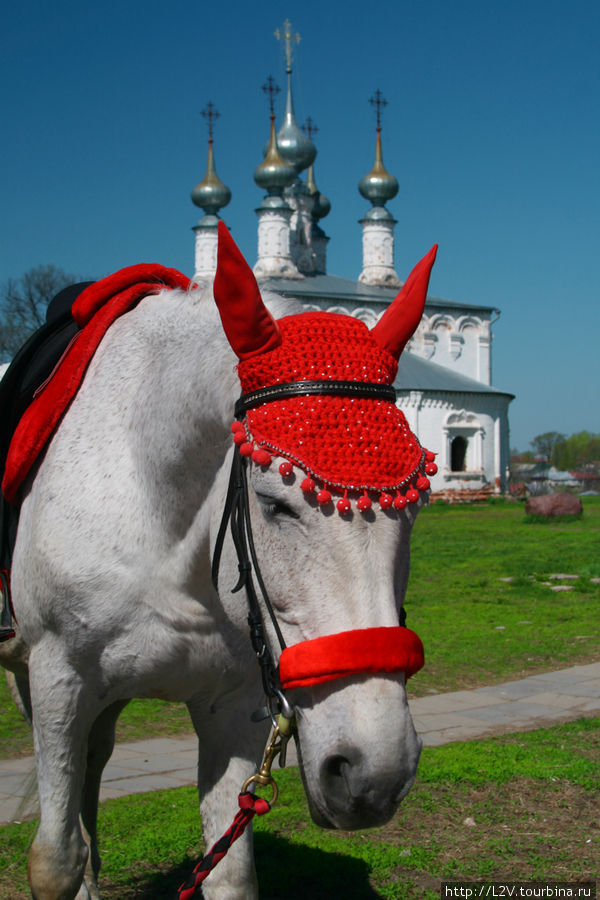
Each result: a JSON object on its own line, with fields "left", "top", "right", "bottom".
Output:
{"left": 0, "top": 678, "right": 32, "bottom": 758}
{"left": 1, "top": 497, "right": 599, "bottom": 756}
{"left": 406, "top": 495, "right": 600, "bottom": 696}
{"left": 1, "top": 718, "right": 597, "bottom": 899}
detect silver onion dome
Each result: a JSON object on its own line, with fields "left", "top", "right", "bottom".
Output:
{"left": 254, "top": 115, "right": 297, "bottom": 196}
{"left": 191, "top": 137, "right": 231, "bottom": 216}
{"left": 359, "top": 126, "right": 399, "bottom": 207}
{"left": 275, "top": 69, "right": 317, "bottom": 174}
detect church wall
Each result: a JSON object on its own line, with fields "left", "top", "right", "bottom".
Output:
{"left": 408, "top": 309, "right": 493, "bottom": 385}
{"left": 397, "top": 390, "right": 511, "bottom": 493}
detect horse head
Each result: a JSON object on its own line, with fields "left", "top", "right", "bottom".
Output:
{"left": 211, "top": 222, "right": 437, "bottom": 830}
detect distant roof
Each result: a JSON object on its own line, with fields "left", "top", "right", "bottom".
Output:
{"left": 395, "top": 352, "right": 514, "bottom": 398}
{"left": 264, "top": 272, "right": 499, "bottom": 315}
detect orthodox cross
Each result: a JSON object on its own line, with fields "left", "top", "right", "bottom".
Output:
{"left": 275, "top": 18, "right": 301, "bottom": 70}
{"left": 302, "top": 117, "right": 318, "bottom": 141}
{"left": 201, "top": 101, "right": 220, "bottom": 142}
{"left": 369, "top": 89, "right": 388, "bottom": 132}
{"left": 262, "top": 75, "right": 281, "bottom": 118}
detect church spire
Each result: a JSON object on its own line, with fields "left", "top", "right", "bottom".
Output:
{"left": 254, "top": 76, "right": 296, "bottom": 197}
{"left": 274, "top": 19, "right": 316, "bottom": 174}
{"left": 358, "top": 90, "right": 401, "bottom": 288}
{"left": 253, "top": 76, "right": 302, "bottom": 281}
{"left": 191, "top": 102, "right": 231, "bottom": 215}
{"left": 191, "top": 102, "right": 231, "bottom": 281}
{"left": 358, "top": 90, "right": 399, "bottom": 207}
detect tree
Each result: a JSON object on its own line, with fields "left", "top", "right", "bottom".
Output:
{"left": 0, "top": 264, "right": 86, "bottom": 362}
{"left": 530, "top": 431, "right": 566, "bottom": 461}
{"left": 552, "top": 431, "right": 600, "bottom": 470}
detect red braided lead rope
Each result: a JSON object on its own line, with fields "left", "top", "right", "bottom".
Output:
{"left": 177, "top": 792, "right": 271, "bottom": 899}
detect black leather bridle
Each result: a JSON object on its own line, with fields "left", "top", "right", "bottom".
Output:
{"left": 211, "top": 379, "right": 403, "bottom": 714}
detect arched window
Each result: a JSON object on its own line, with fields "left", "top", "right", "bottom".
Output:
{"left": 451, "top": 435, "right": 468, "bottom": 471}
{"left": 443, "top": 410, "right": 484, "bottom": 475}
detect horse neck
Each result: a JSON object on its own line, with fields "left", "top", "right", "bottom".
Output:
{"left": 119, "top": 286, "right": 238, "bottom": 521}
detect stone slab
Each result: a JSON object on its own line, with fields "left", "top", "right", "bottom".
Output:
{"left": 548, "top": 679, "right": 600, "bottom": 698}
{"left": 1, "top": 662, "right": 598, "bottom": 825}
{"left": 523, "top": 663, "right": 600, "bottom": 683}
{"left": 473, "top": 681, "right": 553, "bottom": 700}
{"left": 409, "top": 691, "right": 506, "bottom": 714}
{"left": 460, "top": 699, "right": 570, "bottom": 724}
{"left": 102, "top": 772, "right": 195, "bottom": 794}
{"left": 524, "top": 691, "right": 600, "bottom": 711}
{"left": 411, "top": 712, "right": 494, "bottom": 732}
{"left": 109, "top": 752, "right": 197, "bottom": 775}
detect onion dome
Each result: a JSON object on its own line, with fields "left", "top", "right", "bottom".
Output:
{"left": 306, "top": 163, "right": 331, "bottom": 221}
{"left": 254, "top": 114, "right": 297, "bottom": 197}
{"left": 191, "top": 103, "right": 231, "bottom": 217}
{"left": 358, "top": 125, "right": 399, "bottom": 207}
{"left": 276, "top": 69, "right": 317, "bottom": 174}
{"left": 270, "top": 20, "right": 316, "bottom": 174}
{"left": 191, "top": 137, "right": 231, "bottom": 215}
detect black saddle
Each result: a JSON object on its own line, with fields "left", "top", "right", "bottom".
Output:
{"left": 0, "top": 281, "right": 93, "bottom": 640}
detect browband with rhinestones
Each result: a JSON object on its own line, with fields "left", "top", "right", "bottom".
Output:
{"left": 235, "top": 380, "right": 397, "bottom": 419}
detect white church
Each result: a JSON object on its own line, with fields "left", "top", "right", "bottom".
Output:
{"left": 189, "top": 31, "right": 514, "bottom": 499}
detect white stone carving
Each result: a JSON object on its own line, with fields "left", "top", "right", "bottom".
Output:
{"left": 254, "top": 206, "right": 302, "bottom": 280}
{"left": 358, "top": 217, "right": 401, "bottom": 287}
{"left": 193, "top": 224, "right": 218, "bottom": 280}
{"left": 450, "top": 332, "right": 464, "bottom": 361}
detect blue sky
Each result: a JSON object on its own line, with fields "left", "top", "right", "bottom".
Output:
{"left": 2, "top": 0, "right": 598, "bottom": 451}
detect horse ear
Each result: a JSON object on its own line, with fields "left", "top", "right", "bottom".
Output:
{"left": 213, "top": 221, "right": 282, "bottom": 360}
{"left": 371, "top": 245, "right": 438, "bottom": 359}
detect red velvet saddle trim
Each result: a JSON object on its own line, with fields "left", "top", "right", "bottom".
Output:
{"left": 279, "top": 626, "right": 424, "bottom": 690}
{"left": 2, "top": 264, "right": 190, "bottom": 505}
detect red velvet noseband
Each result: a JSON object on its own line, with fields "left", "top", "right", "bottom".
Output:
{"left": 279, "top": 626, "right": 424, "bottom": 691}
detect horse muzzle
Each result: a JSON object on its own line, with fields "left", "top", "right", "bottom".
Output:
{"left": 293, "top": 672, "right": 423, "bottom": 831}
{"left": 315, "top": 735, "right": 422, "bottom": 830}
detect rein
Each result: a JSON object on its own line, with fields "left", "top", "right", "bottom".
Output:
{"left": 211, "top": 446, "right": 288, "bottom": 708}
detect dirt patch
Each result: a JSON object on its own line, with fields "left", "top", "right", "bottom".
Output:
{"left": 368, "top": 778, "right": 599, "bottom": 890}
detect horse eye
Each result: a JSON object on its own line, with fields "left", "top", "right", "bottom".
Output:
{"left": 257, "top": 496, "right": 299, "bottom": 519}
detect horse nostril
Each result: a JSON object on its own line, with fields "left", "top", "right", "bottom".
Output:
{"left": 320, "top": 749, "right": 374, "bottom": 806}
{"left": 316, "top": 745, "right": 417, "bottom": 830}
{"left": 323, "top": 754, "right": 351, "bottom": 781}
{"left": 320, "top": 753, "right": 354, "bottom": 803}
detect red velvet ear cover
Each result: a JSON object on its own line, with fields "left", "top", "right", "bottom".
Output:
{"left": 279, "top": 626, "right": 424, "bottom": 690}
{"left": 371, "top": 245, "right": 437, "bottom": 359}
{"left": 213, "top": 221, "right": 281, "bottom": 361}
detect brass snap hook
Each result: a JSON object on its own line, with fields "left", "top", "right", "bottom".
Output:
{"left": 241, "top": 724, "right": 291, "bottom": 807}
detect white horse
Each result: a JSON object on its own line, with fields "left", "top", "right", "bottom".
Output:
{"left": 1, "top": 224, "right": 436, "bottom": 900}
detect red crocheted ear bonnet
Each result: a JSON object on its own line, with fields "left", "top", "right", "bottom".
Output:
{"left": 214, "top": 222, "right": 438, "bottom": 513}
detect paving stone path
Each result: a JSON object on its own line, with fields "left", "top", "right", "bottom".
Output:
{"left": 1, "top": 661, "right": 598, "bottom": 825}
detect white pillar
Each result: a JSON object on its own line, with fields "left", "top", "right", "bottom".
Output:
{"left": 494, "top": 414, "right": 502, "bottom": 492}
{"left": 193, "top": 215, "right": 219, "bottom": 281}
{"left": 478, "top": 332, "right": 492, "bottom": 384}
{"left": 253, "top": 198, "right": 303, "bottom": 280}
{"left": 358, "top": 207, "right": 401, "bottom": 288}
